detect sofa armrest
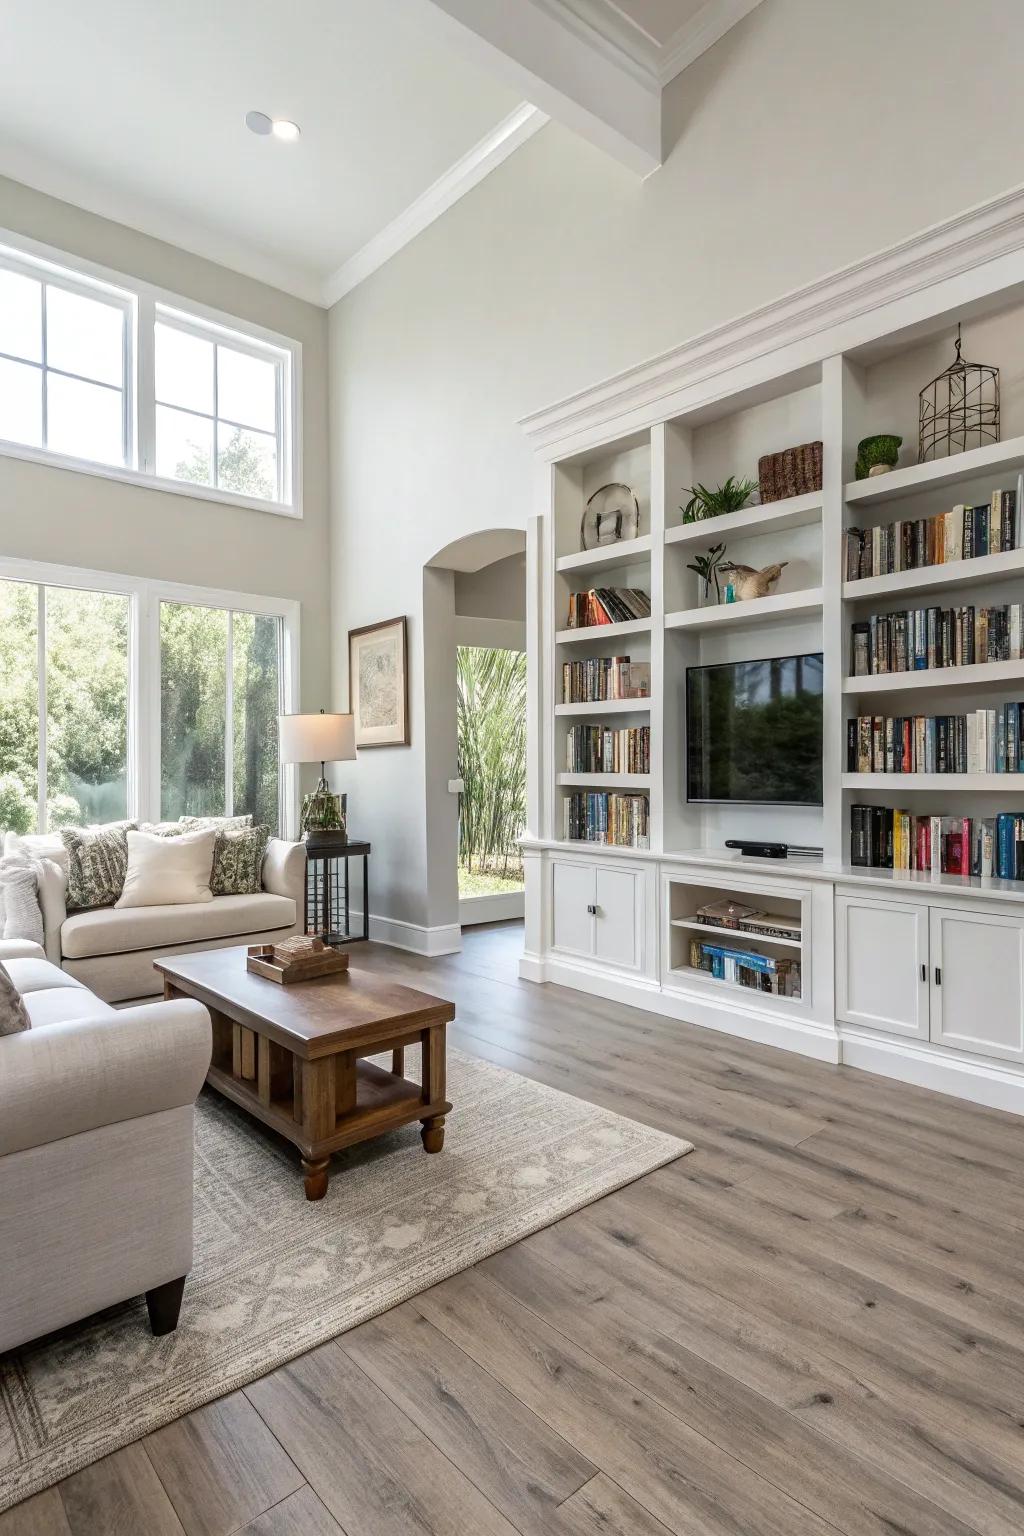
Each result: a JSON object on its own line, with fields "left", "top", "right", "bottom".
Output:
{"left": 0, "top": 998, "right": 212, "bottom": 1158}
{"left": 38, "top": 857, "right": 67, "bottom": 966}
{"left": 262, "top": 838, "right": 306, "bottom": 906}
{"left": 0, "top": 939, "right": 45, "bottom": 962}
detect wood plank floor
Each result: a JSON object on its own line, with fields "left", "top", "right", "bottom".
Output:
{"left": 5, "top": 921, "right": 1024, "bottom": 1536}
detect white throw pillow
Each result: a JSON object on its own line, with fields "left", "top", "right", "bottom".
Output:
{"left": 115, "top": 829, "right": 217, "bottom": 909}
{"left": 4, "top": 831, "right": 70, "bottom": 874}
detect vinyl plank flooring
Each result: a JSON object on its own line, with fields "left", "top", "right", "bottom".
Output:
{"left": 58, "top": 1444, "right": 186, "bottom": 1536}
{"left": 233, "top": 1487, "right": 345, "bottom": 1536}
{"left": 338, "top": 1302, "right": 595, "bottom": 1533}
{"left": 144, "top": 1390, "right": 305, "bottom": 1536}
{"left": 245, "top": 1341, "right": 520, "bottom": 1536}
{"left": 0, "top": 1490, "right": 71, "bottom": 1536}
{"left": 555, "top": 1474, "right": 676, "bottom": 1536}
{"left": 413, "top": 1266, "right": 848, "bottom": 1536}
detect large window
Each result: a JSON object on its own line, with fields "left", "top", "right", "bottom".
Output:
{"left": 160, "top": 603, "right": 282, "bottom": 829}
{"left": 0, "top": 259, "right": 130, "bottom": 467}
{"left": 0, "top": 562, "right": 297, "bottom": 836}
{"left": 0, "top": 580, "right": 129, "bottom": 832}
{"left": 0, "top": 234, "right": 298, "bottom": 514}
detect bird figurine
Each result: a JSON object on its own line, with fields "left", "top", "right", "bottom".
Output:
{"left": 718, "top": 561, "right": 788, "bottom": 601}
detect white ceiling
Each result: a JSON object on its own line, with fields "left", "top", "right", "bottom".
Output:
{"left": 0, "top": 0, "right": 762, "bottom": 306}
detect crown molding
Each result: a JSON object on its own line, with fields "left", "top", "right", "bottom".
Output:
{"left": 658, "top": 0, "right": 766, "bottom": 86}
{"left": 532, "top": 0, "right": 661, "bottom": 86}
{"left": 520, "top": 182, "right": 1024, "bottom": 452}
{"left": 322, "top": 103, "right": 547, "bottom": 307}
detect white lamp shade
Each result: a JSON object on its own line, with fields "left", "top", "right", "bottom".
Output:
{"left": 278, "top": 712, "right": 356, "bottom": 764}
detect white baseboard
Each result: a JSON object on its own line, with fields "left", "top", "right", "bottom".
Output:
{"left": 839, "top": 1027, "right": 1024, "bottom": 1117}
{"left": 459, "top": 890, "right": 525, "bottom": 925}
{"left": 534, "top": 954, "right": 840, "bottom": 1063}
{"left": 349, "top": 912, "right": 463, "bottom": 957}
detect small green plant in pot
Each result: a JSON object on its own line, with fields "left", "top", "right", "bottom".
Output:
{"left": 686, "top": 543, "right": 728, "bottom": 605}
{"left": 855, "top": 434, "right": 902, "bottom": 480}
{"left": 680, "top": 476, "right": 757, "bottom": 523}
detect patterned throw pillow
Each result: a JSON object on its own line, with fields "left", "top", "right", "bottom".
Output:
{"left": 60, "top": 823, "right": 137, "bottom": 910}
{"left": 0, "top": 961, "right": 30, "bottom": 1036}
{"left": 210, "top": 825, "right": 270, "bottom": 896}
{"left": 180, "top": 814, "right": 253, "bottom": 833}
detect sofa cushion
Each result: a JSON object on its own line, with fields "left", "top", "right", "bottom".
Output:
{"left": 62, "top": 824, "right": 137, "bottom": 909}
{"left": 211, "top": 825, "right": 270, "bottom": 897}
{"left": 116, "top": 829, "right": 216, "bottom": 909}
{"left": 4, "top": 831, "right": 70, "bottom": 873}
{"left": 3, "top": 957, "right": 87, "bottom": 995}
{"left": 60, "top": 892, "right": 297, "bottom": 960}
{"left": 23, "top": 986, "right": 116, "bottom": 1029}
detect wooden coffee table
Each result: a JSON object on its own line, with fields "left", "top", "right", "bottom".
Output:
{"left": 156, "top": 946, "right": 454, "bottom": 1200}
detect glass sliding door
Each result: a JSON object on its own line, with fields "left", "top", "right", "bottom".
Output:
{"left": 160, "top": 601, "right": 282, "bottom": 832}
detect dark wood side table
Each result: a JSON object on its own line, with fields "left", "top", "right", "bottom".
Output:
{"left": 304, "top": 836, "right": 371, "bottom": 945}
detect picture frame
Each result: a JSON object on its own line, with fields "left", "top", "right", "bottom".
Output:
{"left": 348, "top": 616, "right": 410, "bottom": 748}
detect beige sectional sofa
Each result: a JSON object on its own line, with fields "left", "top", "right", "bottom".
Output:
{"left": 0, "top": 938, "right": 211, "bottom": 1352}
{"left": 3, "top": 832, "right": 305, "bottom": 1003}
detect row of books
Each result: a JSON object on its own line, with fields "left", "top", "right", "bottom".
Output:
{"left": 562, "top": 656, "right": 651, "bottom": 703}
{"left": 563, "top": 791, "right": 650, "bottom": 848}
{"left": 844, "top": 487, "right": 1020, "bottom": 581}
{"left": 847, "top": 708, "right": 1024, "bottom": 775}
{"left": 687, "top": 939, "right": 801, "bottom": 998}
{"left": 850, "top": 805, "right": 1024, "bottom": 879}
{"left": 566, "top": 724, "right": 650, "bottom": 775}
{"left": 850, "top": 603, "right": 1024, "bottom": 675}
{"left": 565, "top": 587, "right": 651, "bottom": 629}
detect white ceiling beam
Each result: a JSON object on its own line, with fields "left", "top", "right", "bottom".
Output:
{"left": 418, "top": 0, "right": 662, "bottom": 177}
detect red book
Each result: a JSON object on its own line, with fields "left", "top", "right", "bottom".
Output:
{"left": 915, "top": 818, "right": 930, "bottom": 872}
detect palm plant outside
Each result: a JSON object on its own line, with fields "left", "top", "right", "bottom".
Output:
{"left": 457, "top": 647, "right": 526, "bottom": 895}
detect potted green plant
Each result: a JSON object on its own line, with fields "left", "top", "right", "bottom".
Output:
{"left": 686, "top": 543, "right": 727, "bottom": 605}
{"left": 680, "top": 476, "right": 757, "bottom": 523}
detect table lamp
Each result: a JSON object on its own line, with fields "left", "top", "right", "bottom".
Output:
{"left": 278, "top": 710, "right": 356, "bottom": 839}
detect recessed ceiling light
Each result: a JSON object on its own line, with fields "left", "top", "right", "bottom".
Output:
{"left": 271, "top": 119, "right": 300, "bottom": 142}
{"left": 245, "top": 110, "right": 273, "bottom": 136}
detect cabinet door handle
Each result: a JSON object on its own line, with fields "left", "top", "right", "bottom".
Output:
{"left": 920, "top": 963, "right": 927, "bottom": 983}
{"left": 934, "top": 966, "right": 942, "bottom": 986}
{"left": 586, "top": 904, "right": 598, "bottom": 916}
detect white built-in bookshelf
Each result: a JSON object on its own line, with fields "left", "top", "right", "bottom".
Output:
{"left": 522, "top": 204, "right": 1024, "bottom": 1114}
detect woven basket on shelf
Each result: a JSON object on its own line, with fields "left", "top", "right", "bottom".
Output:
{"left": 757, "top": 440, "right": 823, "bottom": 503}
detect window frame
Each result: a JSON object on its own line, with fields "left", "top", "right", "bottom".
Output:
{"left": 0, "top": 556, "right": 301, "bottom": 839}
{"left": 0, "top": 227, "right": 302, "bottom": 518}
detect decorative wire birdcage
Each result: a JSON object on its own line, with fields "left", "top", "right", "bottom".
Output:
{"left": 918, "top": 324, "right": 999, "bottom": 463}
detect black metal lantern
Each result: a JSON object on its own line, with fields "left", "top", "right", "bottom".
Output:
{"left": 918, "top": 324, "right": 999, "bottom": 463}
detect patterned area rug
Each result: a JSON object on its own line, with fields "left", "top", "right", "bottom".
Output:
{"left": 0, "top": 1045, "right": 691, "bottom": 1511}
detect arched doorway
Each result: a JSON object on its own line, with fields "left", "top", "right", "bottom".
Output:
{"left": 423, "top": 529, "right": 527, "bottom": 952}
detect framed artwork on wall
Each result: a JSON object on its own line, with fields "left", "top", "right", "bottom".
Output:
{"left": 348, "top": 616, "right": 410, "bottom": 748}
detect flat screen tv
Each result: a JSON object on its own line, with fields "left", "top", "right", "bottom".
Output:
{"left": 686, "top": 652, "right": 823, "bottom": 805}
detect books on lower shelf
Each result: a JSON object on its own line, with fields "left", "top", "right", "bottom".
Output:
{"left": 692, "top": 899, "right": 801, "bottom": 942}
{"left": 688, "top": 938, "right": 801, "bottom": 998}
{"left": 851, "top": 805, "right": 1024, "bottom": 879}
{"left": 563, "top": 791, "right": 649, "bottom": 848}
{"left": 847, "top": 708, "right": 1024, "bottom": 774}
{"left": 844, "top": 487, "right": 1021, "bottom": 581}
{"left": 562, "top": 656, "right": 651, "bottom": 703}
{"left": 566, "top": 587, "right": 651, "bottom": 628}
{"left": 851, "top": 603, "right": 1024, "bottom": 674}
{"left": 566, "top": 724, "right": 650, "bottom": 774}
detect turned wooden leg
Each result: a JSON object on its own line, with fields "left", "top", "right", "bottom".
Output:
{"left": 146, "top": 1275, "right": 186, "bottom": 1336}
{"left": 302, "top": 1156, "right": 330, "bottom": 1200}
{"left": 420, "top": 1115, "right": 445, "bottom": 1153}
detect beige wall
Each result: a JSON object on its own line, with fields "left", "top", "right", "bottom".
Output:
{"left": 0, "top": 175, "right": 331, "bottom": 718}
{"left": 329, "top": 0, "right": 1024, "bottom": 933}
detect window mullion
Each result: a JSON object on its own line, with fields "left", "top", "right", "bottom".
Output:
{"left": 40, "top": 285, "right": 49, "bottom": 450}
{"left": 225, "top": 608, "right": 234, "bottom": 816}
{"left": 36, "top": 586, "right": 46, "bottom": 833}
{"left": 137, "top": 293, "right": 156, "bottom": 474}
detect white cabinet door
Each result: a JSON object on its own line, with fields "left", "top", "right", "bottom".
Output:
{"left": 836, "top": 893, "right": 929, "bottom": 1039}
{"left": 551, "top": 861, "right": 596, "bottom": 958}
{"left": 930, "top": 906, "right": 1024, "bottom": 1063}
{"left": 594, "top": 865, "right": 642, "bottom": 970}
